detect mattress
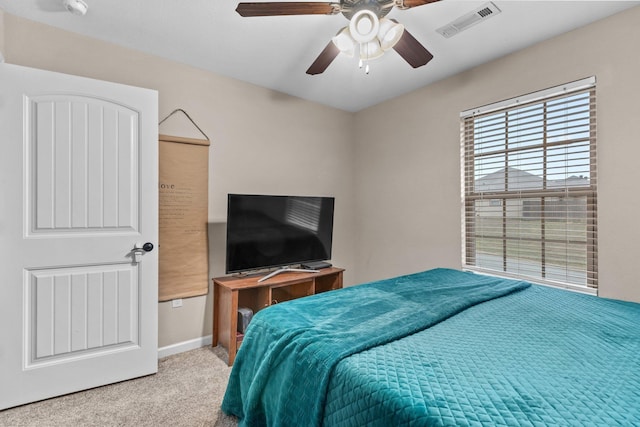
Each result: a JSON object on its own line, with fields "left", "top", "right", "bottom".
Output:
{"left": 221, "top": 268, "right": 640, "bottom": 426}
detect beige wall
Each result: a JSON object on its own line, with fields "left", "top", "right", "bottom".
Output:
{"left": 353, "top": 6, "right": 640, "bottom": 302}
{"left": 2, "top": 13, "right": 356, "bottom": 348}
{"left": 2, "top": 6, "right": 640, "bottom": 350}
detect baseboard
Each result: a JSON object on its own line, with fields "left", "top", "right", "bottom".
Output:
{"left": 157, "top": 335, "right": 213, "bottom": 359}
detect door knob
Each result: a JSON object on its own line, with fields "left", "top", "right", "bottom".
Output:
{"left": 132, "top": 242, "right": 154, "bottom": 262}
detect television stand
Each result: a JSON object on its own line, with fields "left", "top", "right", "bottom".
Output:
{"left": 258, "top": 267, "right": 318, "bottom": 283}
{"left": 212, "top": 267, "right": 344, "bottom": 365}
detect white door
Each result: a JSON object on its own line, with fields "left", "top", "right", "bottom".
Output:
{"left": 0, "top": 63, "right": 158, "bottom": 410}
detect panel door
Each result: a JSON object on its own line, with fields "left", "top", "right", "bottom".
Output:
{"left": 0, "top": 63, "right": 158, "bottom": 410}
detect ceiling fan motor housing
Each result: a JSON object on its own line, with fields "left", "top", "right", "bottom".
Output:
{"left": 341, "top": 0, "right": 394, "bottom": 19}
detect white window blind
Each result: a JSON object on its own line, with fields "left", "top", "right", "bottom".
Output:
{"left": 461, "top": 78, "right": 597, "bottom": 292}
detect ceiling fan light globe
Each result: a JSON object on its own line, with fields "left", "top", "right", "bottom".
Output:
{"left": 349, "top": 10, "right": 380, "bottom": 43}
{"left": 357, "top": 17, "right": 373, "bottom": 34}
{"left": 63, "top": 0, "right": 88, "bottom": 15}
{"left": 378, "top": 19, "right": 405, "bottom": 51}
{"left": 331, "top": 27, "right": 356, "bottom": 58}
{"left": 359, "top": 40, "right": 384, "bottom": 61}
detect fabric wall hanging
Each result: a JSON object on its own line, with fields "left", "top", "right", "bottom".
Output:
{"left": 158, "top": 110, "right": 210, "bottom": 301}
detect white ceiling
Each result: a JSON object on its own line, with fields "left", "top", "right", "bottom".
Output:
{"left": 1, "top": 0, "right": 638, "bottom": 112}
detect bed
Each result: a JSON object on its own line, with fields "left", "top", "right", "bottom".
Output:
{"left": 221, "top": 268, "right": 640, "bottom": 426}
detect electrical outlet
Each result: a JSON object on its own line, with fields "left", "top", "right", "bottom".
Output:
{"left": 171, "top": 298, "right": 183, "bottom": 308}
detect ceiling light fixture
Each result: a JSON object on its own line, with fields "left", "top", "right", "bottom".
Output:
{"left": 331, "top": 10, "right": 404, "bottom": 74}
{"left": 331, "top": 28, "right": 356, "bottom": 58}
{"left": 349, "top": 10, "right": 380, "bottom": 44}
{"left": 63, "top": 0, "right": 88, "bottom": 16}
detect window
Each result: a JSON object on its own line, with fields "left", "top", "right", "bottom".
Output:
{"left": 461, "top": 78, "right": 597, "bottom": 293}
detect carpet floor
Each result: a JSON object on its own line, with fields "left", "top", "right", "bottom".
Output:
{"left": 0, "top": 346, "right": 238, "bottom": 427}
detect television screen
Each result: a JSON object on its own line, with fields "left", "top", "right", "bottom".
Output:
{"left": 225, "top": 194, "right": 335, "bottom": 274}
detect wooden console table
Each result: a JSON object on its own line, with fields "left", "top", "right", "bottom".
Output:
{"left": 212, "top": 267, "right": 344, "bottom": 365}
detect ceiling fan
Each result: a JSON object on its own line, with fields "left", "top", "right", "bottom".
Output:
{"left": 235, "top": 0, "right": 440, "bottom": 75}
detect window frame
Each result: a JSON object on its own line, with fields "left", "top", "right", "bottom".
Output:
{"left": 460, "top": 77, "right": 597, "bottom": 293}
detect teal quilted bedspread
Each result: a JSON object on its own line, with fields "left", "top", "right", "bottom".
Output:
{"left": 221, "top": 268, "right": 530, "bottom": 426}
{"left": 323, "top": 282, "right": 640, "bottom": 426}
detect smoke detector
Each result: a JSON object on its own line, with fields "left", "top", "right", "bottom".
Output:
{"left": 63, "top": 0, "right": 88, "bottom": 16}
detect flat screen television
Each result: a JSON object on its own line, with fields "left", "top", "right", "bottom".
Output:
{"left": 225, "top": 194, "right": 335, "bottom": 274}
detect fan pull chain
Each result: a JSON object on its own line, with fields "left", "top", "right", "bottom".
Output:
{"left": 358, "top": 43, "right": 370, "bottom": 75}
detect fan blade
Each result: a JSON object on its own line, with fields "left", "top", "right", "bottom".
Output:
{"left": 306, "top": 41, "right": 340, "bottom": 75}
{"left": 392, "top": 24, "right": 433, "bottom": 68}
{"left": 236, "top": 2, "right": 339, "bottom": 17}
{"left": 397, "top": 0, "right": 440, "bottom": 9}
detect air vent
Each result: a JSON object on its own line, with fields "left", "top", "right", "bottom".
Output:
{"left": 436, "top": 2, "right": 501, "bottom": 39}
